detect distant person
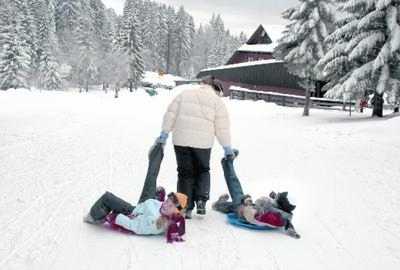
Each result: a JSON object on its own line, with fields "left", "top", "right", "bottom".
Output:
{"left": 360, "top": 98, "right": 368, "bottom": 113}
{"left": 153, "top": 76, "right": 234, "bottom": 219}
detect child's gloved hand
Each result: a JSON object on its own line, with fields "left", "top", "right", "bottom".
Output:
{"left": 156, "top": 132, "right": 169, "bottom": 145}
{"left": 223, "top": 147, "right": 239, "bottom": 160}
{"left": 149, "top": 132, "right": 168, "bottom": 158}
{"left": 106, "top": 213, "right": 118, "bottom": 225}
{"left": 167, "top": 233, "right": 185, "bottom": 243}
{"left": 223, "top": 146, "right": 234, "bottom": 157}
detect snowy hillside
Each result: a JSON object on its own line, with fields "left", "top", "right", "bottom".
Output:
{"left": 0, "top": 88, "right": 399, "bottom": 270}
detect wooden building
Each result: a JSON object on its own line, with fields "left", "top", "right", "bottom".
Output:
{"left": 197, "top": 25, "right": 313, "bottom": 97}
{"left": 226, "top": 25, "right": 274, "bottom": 65}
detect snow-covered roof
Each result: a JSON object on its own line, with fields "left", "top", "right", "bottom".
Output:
{"left": 141, "top": 71, "right": 184, "bottom": 89}
{"left": 200, "top": 59, "right": 283, "bottom": 73}
{"left": 237, "top": 43, "right": 277, "bottom": 53}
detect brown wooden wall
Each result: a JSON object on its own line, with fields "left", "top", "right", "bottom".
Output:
{"left": 218, "top": 80, "right": 305, "bottom": 97}
{"left": 226, "top": 51, "right": 274, "bottom": 65}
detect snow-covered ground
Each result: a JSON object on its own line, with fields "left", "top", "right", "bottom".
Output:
{"left": 0, "top": 88, "right": 399, "bottom": 270}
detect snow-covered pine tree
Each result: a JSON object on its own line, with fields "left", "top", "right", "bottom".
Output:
{"left": 140, "top": 0, "right": 160, "bottom": 71}
{"left": 119, "top": 0, "right": 144, "bottom": 91}
{"left": 0, "top": 0, "right": 8, "bottom": 47}
{"left": 190, "top": 15, "right": 244, "bottom": 74}
{"left": 173, "top": 6, "right": 194, "bottom": 76}
{"left": 55, "top": 0, "right": 81, "bottom": 55}
{"left": 153, "top": 4, "right": 169, "bottom": 72}
{"left": 208, "top": 14, "right": 228, "bottom": 68}
{"left": 37, "top": 0, "right": 62, "bottom": 90}
{"left": 165, "top": 6, "right": 176, "bottom": 74}
{"left": 104, "top": 8, "right": 120, "bottom": 45}
{"left": 185, "top": 15, "right": 196, "bottom": 78}
{"left": 98, "top": 8, "right": 120, "bottom": 90}
{"left": 275, "top": 0, "right": 335, "bottom": 116}
{"left": 89, "top": 0, "right": 111, "bottom": 54}
{"left": 0, "top": 1, "right": 32, "bottom": 90}
{"left": 25, "top": 0, "right": 43, "bottom": 81}
{"left": 39, "top": 48, "right": 62, "bottom": 90}
{"left": 238, "top": 32, "right": 248, "bottom": 45}
{"left": 318, "top": 0, "right": 400, "bottom": 117}
{"left": 191, "top": 24, "right": 208, "bottom": 72}
{"left": 98, "top": 46, "right": 128, "bottom": 94}
{"left": 74, "top": 0, "right": 97, "bottom": 92}
{"left": 224, "top": 30, "right": 243, "bottom": 63}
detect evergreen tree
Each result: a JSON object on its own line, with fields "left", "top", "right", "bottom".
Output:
{"left": 37, "top": 0, "right": 62, "bottom": 90}
{"left": 208, "top": 14, "right": 228, "bottom": 68}
{"left": 55, "top": 0, "right": 81, "bottom": 54}
{"left": 74, "top": 0, "right": 97, "bottom": 92}
{"left": 119, "top": 0, "right": 144, "bottom": 91}
{"left": 153, "top": 4, "right": 168, "bottom": 72}
{"left": 89, "top": 0, "right": 110, "bottom": 53}
{"left": 25, "top": 0, "right": 42, "bottom": 80}
{"left": 165, "top": 6, "right": 176, "bottom": 74}
{"left": 0, "top": 1, "right": 32, "bottom": 89}
{"left": 0, "top": 0, "right": 243, "bottom": 89}
{"left": 238, "top": 32, "right": 248, "bottom": 45}
{"left": 191, "top": 16, "right": 244, "bottom": 75}
{"left": 39, "top": 49, "right": 62, "bottom": 90}
{"left": 191, "top": 24, "right": 208, "bottom": 72}
{"left": 275, "top": 0, "right": 335, "bottom": 116}
{"left": 173, "top": 6, "right": 194, "bottom": 76}
{"left": 140, "top": 0, "right": 160, "bottom": 71}
{"left": 318, "top": 0, "right": 400, "bottom": 117}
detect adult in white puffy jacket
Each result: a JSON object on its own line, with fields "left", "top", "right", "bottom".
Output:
{"left": 154, "top": 76, "right": 234, "bottom": 219}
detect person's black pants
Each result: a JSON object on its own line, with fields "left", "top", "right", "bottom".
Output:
{"left": 174, "top": 145, "right": 211, "bottom": 210}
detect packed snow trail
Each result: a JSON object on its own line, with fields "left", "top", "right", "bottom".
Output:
{"left": 0, "top": 89, "right": 399, "bottom": 270}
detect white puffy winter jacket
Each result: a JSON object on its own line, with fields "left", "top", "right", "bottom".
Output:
{"left": 162, "top": 84, "right": 231, "bottom": 149}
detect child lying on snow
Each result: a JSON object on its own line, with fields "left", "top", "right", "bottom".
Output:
{"left": 83, "top": 144, "right": 188, "bottom": 243}
{"left": 212, "top": 151, "right": 300, "bottom": 239}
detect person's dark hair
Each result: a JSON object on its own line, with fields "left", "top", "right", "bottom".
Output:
{"left": 201, "top": 75, "right": 223, "bottom": 93}
{"left": 167, "top": 192, "right": 183, "bottom": 211}
{"left": 240, "top": 194, "right": 253, "bottom": 206}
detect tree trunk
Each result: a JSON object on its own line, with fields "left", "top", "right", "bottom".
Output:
{"left": 166, "top": 32, "right": 171, "bottom": 74}
{"left": 371, "top": 93, "right": 384, "bottom": 117}
{"left": 394, "top": 106, "right": 399, "bottom": 113}
{"left": 115, "top": 83, "right": 120, "bottom": 99}
{"left": 85, "top": 81, "right": 89, "bottom": 93}
{"left": 303, "top": 88, "right": 311, "bottom": 116}
{"left": 103, "top": 82, "right": 107, "bottom": 94}
{"left": 129, "top": 80, "right": 133, "bottom": 92}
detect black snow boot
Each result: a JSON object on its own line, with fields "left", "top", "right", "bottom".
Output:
{"left": 276, "top": 192, "right": 296, "bottom": 214}
{"left": 285, "top": 221, "right": 301, "bottom": 239}
{"left": 185, "top": 209, "right": 193, "bottom": 219}
{"left": 196, "top": 200, "right": 207, "bottom": 215}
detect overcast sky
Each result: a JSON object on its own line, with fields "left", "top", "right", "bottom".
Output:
{"left": 102, "top": 0, "right": 297, "bottom": 39}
